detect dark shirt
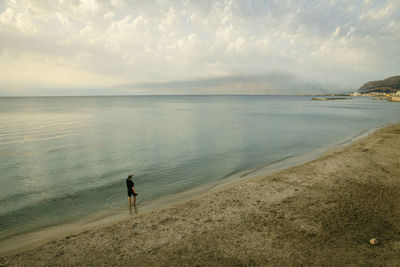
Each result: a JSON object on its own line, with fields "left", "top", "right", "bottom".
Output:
{"left": 126, "top": 179, "right": 134, "bottom": 192}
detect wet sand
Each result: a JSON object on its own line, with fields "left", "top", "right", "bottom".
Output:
{"left": 2, "top": 123, "right": 400, "bottom": 266}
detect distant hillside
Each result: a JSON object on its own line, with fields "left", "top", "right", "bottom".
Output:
{"left": 358, "top": 76, "right": 400, "bottom": 94}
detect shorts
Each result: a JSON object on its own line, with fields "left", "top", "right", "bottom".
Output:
{"left": 128, "top": 191, "right": 137, "bottom": 197}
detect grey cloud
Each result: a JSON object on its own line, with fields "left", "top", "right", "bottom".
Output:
{"left": 111, "top": 72, "right": 330, "bottom": 95}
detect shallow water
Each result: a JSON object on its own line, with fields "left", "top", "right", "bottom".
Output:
{"left": 0, "top": 95, "right": 399, "bottom": 239}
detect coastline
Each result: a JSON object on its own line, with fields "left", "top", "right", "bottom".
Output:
{"left": 0, "top": 123, "right": 391, "bottom": 256}
{"left": 2, "top": 123, "right": 400, "bottom": 265}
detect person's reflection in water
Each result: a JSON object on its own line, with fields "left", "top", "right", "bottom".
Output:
{"left": 129, "top": 205, "right": 138, "bottom": 215}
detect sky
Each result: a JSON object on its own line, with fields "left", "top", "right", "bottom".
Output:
{"left": 0, "top": 0, "right": 399, "bottom": 96}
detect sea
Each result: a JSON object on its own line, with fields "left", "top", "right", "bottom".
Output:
{"left": 0, "top": 95, "right": 399, "bottom": 244}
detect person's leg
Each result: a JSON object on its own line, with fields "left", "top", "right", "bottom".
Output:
{"left": 133, "top": 196, "right": 136, "bottom": 206}
{"left": 128, "top": 196, "right": 131, "bottom": 206}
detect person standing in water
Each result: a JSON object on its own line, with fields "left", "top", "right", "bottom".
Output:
{"left": 126, "top": 174, "right": 138, "bottom": 206}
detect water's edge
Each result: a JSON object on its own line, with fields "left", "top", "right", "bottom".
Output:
{"left": 1, "top": 122, "right": 397, "bottom": 256}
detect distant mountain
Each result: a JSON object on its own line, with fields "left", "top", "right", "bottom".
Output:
{"left": 358, "top": 76, "right": 400, "bottom": 94}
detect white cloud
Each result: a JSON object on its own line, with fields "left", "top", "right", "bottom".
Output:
{"left": 0, "top": 0, "right": 399, "bottom": 95}
{"left": 0, "top": 8, "right": 15, "bottom": 24}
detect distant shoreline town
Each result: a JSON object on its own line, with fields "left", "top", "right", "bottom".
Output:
{"left": 302, "top": 75, "right": 400, "bottom": 102}
{"left": 352, "top": 75, "right": 400, "bottom": 102}
{"left": 350, "top": 91, "right": 400, "bottom": 102}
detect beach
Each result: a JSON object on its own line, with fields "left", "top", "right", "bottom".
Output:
{"left": 2, "top": 123, "right": 400, "bottom": 265}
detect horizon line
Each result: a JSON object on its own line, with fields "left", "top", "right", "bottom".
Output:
{"left": 0, "top": 93, "right": 352, "bottom": 98}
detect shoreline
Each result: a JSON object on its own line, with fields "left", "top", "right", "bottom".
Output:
{"left": 2, "top": 123, "right": 400, "bottom": 264}
{"left": 0, "top": 122, "right": 398, "bottom": 259}
{"left": 0, "top": 124, "right": 400, "bottom": 266}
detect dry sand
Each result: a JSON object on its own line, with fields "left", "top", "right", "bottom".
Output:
{"left": 2, "top": 123, "right": 400, "bottom": 266}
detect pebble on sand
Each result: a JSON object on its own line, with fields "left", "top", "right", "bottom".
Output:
{"left": 370, "top": 238, "right": 379, "bottom": 245}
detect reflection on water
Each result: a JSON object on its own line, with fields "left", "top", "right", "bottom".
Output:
{"left": 0, "top": 95, "right": 399, "bottom": 240}
{"left": 129, "top": 205, "right": 138, "bottom": 216}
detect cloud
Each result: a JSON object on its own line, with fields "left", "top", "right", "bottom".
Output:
{"left": 0, "top": 0, "right": 399, "bottom": 95}
{"left": 109, "top": 72, "right": 329, "bottom": 95}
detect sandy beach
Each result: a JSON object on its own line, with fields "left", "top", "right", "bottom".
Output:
{"left": 2, "top": 123, "right": 400, "bottom": 266}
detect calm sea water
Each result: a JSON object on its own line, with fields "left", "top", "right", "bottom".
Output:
{"left": 0, "top": 95, "right": 399, "bottom": 240}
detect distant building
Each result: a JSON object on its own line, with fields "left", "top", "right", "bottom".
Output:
{"left": 352, "top": 92, "right": 361, "bottom": 96}
{"left": 369, "top": 92, "right": 385, "bottom": 96}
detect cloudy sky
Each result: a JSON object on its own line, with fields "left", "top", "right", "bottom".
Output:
{"left": 0, "top": 0, "right": 399, "bottom": 96}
